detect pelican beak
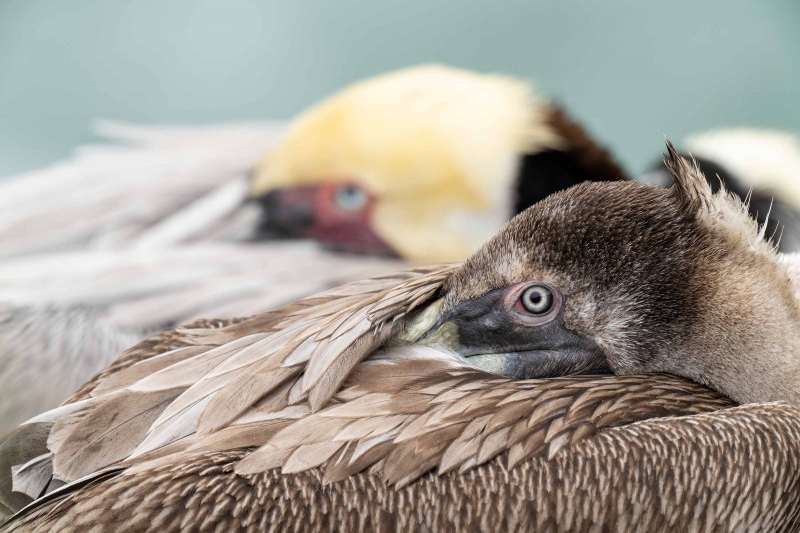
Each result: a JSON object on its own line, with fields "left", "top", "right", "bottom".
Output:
{"left": 408, "top": 290, "right": 611, "bottom": 379}
{"left": 254, "top": 187, "right": 317, "bottom": 240}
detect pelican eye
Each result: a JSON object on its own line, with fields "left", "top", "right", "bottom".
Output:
{"left": 334, "top": 185, "right": 367, "bottom": 211}
{"left": 520, "top": 284, "right": 553, "bottom": 314}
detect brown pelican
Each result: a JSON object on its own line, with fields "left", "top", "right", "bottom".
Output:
{"left": 2, "top": 144, "right": 798, "bottom": 531}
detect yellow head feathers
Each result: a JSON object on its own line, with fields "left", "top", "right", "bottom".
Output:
{"left": 251, "top": 65, "right": 561, "bottom": 262}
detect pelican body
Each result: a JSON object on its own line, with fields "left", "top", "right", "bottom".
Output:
{"left": 3, "top": 144, "right": 800, "bottom": 531}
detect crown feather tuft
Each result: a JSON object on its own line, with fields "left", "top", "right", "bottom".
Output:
{"left": 663, "top": 140, "right": 779, "bottom": 258}
{"left": 663, "top": 140, "right": 714, "bottom": 216}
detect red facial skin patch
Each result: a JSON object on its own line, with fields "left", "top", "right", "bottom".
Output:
{"left": 257, "top": 181, "right": 398, "bottom": 257}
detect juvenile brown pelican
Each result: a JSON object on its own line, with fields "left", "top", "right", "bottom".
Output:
{"left": 0, "top": 64, "right": 627, "bottom": 434}
{"left": 2, "top": 144, "right": 799, "bottom": 531}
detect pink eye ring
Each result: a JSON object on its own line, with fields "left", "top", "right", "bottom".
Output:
{"left": 506, "top": 281, "right": 563, "bottom": 325}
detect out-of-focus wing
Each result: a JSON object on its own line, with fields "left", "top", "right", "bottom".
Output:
{"left": 0, "top": 243, "right": 402, "bottom": 329}
{"left": 0, "top": 121, "right": 286, "bottom": 258}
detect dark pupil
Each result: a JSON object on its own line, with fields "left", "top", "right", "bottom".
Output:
{"left": 522, "top": 285, "right": 552, "bottom": 314}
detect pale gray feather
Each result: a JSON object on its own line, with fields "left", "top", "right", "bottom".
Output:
{"left": 0, "top": 305, "right": 146, "bottom": 432}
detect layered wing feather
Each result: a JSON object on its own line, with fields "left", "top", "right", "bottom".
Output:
{"left": 0, "top": 264, "right": 457, "bottom": 517}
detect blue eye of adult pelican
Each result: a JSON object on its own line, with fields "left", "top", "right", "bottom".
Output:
{"left": 334, "top": 185, "right": 367, "bottom": 211}
{"left": 519, "top": 284, "right": 554, "bottom": 314}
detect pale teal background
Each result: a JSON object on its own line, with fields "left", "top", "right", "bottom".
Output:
{"left": 0, "top": 0, "right": 798, "bottom": 178}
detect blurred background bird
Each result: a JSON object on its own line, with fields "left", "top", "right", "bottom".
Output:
{"left": 0, "top": 65, "right": 626, "bottom": 261}
{"left": 249, "top": 65, "right": 627, "bottom": 261}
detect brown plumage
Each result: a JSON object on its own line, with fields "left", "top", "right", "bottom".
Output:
{"left": 3, "top": 143, "right": 800, "bottom": 531}
{"left": 9, "top": 403, "right": 800, "bottom": 533}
